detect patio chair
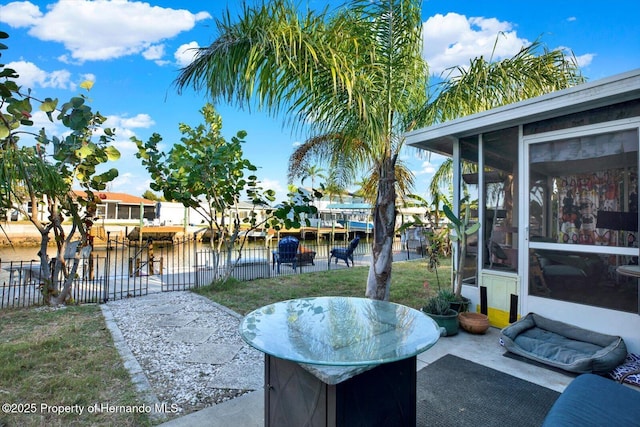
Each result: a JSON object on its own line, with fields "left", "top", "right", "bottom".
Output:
{"left": 272, "top": 236, "right": 300, "bottom": 273}
{"left": 329, "top": 236, "right": 360, "bottom": 267}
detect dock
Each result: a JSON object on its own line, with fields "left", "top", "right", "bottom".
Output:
{"left": 198, "top": 226, "right": 353, "bottom": 243}
{"left": 126, "top": 226, "right": 185, "bottom": 244}
{"left": 273, "top": 226, "right": 350, "bottom": 241}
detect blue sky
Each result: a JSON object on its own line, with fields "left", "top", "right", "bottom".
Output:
{"left": 1, "top": 0, "right": 639, "bottom": 203}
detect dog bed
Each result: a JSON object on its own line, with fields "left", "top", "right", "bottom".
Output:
{"left": 500, "top": 313, "right": 627, "bottom": 374}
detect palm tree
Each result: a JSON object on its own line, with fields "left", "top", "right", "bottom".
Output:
{"left": 288, "top": 134, "right": 416, "bottom": 204}
{"left": 350, "top": 178, "right": 370, "bottom": 202}
{"left": 299, "top": 164, "right": 325, "bottom": 192}
{"left": 176, "top": 0, "right": 427, "bottom": 300}
{"left": 299, "top": 164, "right": 325, "bottom": 221}
{"left": 323, "top": 169, "right": 346, "bottom": 204}
{"left": 175, "top": 0, "right": 583, "bottom": 301}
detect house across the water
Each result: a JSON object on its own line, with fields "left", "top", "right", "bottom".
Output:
{"left": 74, "top": 191, "right": 156, "bottom": 223}
{"left": 406, "top": 69, "right": 640, "bottom": 353}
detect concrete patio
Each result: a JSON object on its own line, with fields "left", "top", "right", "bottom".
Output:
{"left": 157, "top": 326, "right": 575, "bottom": 427}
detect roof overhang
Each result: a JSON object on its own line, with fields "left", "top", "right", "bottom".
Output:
{"left": 406, "top": 68, "right": 640, "bottom": 154}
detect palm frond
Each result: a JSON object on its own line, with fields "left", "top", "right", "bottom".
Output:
{"left": 177, "top": 0, "right": 426, "bottom": 198}
{"left": 421, "top": 39, "right": 584, "bottom": 125}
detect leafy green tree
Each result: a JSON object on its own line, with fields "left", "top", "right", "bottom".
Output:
{"left": 141, "top": 189, "right": 163, "bottom": 201}
{"left": 174, "top": 0, "right": 583, "bottom": 300}
{"left": 0, "top": 31, "right": 120, "bottom": 305}
{"left": 134, "top": 103, "right": 313, "bottom": 283}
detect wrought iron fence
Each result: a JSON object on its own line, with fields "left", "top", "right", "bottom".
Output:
{"left": 0, "top": 233, "right": 426, "bottom": 309}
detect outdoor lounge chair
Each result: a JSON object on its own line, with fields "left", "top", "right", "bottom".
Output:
{"left": 272, "top": 236, "right": 300, "bottom": 273}
{"left": 329, "top": 236, "right": 360, "bottom": 267}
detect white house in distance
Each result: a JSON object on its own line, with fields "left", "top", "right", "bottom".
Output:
{"left": 406, "top": 69, "right": 640, "bottom": 353}
{"left": 74, "top": 191, "right": 156, "bottom": 223}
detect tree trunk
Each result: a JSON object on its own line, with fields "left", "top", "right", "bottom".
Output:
{"left": 49, "top": 256, "right": 80, "bottom": 306}
{"left": 365, "top": 156, "right": 397, "bottom": 301}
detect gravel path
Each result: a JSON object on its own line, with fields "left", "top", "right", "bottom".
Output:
{"left": 103, "top": 291, "right": 263, "bottom": 420}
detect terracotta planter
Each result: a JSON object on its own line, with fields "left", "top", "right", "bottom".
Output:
{"left": 458, "top": 312, "right": 490, "bottom": 334}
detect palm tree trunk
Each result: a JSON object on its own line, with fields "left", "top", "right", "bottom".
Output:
{"left": 365, "top": 155, "right": 397, "bottom": 300}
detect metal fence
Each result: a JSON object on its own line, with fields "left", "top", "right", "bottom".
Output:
{"left": 0, "top": 234, "right": 427, "bottom": 309}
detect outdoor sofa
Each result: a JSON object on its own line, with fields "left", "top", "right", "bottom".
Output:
{"left": 542, "top": 373, "right": 640, "bottom": 426}
{"left": 500, "top": 312, "right": 627, "bottom": 374}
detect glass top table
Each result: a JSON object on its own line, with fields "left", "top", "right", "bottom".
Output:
{"left": 617, "top": 265, "right": 640, "bottom": 278}
{"left": 240, "top": 296, "right": 440, "bottom": 367}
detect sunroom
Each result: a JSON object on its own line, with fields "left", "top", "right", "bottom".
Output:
{"left": 406, "top": 69, "right": 640, "bottom": 352}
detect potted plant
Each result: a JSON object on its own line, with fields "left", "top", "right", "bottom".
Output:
{"left": 443, "top": 202, "right": 491, "bottom": 333}
{"left": 422, "top": 295, "right": 459, "bottom": 336}
{"left": 422, "top": 282, "right": 459, "bottom": 336}
{"left": 442, "top": 202, "right": 480, "bottom": 307}
{"left": 435, "top": 288, "right": 469, "bottom": 313}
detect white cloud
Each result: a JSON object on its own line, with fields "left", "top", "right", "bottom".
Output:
{"left": 574, "top": 53, "right": 595, "bottom": 68}
{"left": 174, "top": 41, "right": 200, "bottom": 68}
{"left": 260, "top": 177, "right": 285, "bottom": 192}
{"left": 422, "top": 13, "right": 529, "bottom": 76}
{"left": 81, "top": 73, "right": 96, "bottom": 83}
{"left": 567, "top": 16, "right": 577, "bottom": 22}
{"left": 0, "top": 1, "right": 42, "bottom": 28}
{"left": 6, "top": 60, "right": 74, "bottom": 90}
{"left": 259, "top": 178, "right": 287, "bottom": 203}
{"left": 111, "top": 171, "right": 134, "bottom": 187}
{"left": 109, "top": 172, "right": 152, "bottom": 195}
{"left": 143, "top": 44, "right": 165, "bottom": 61}
{"left": 144, "top": 45, "right": 172, "bottom": 66}
{"left": 557, "top": 46, "right": 595, "bottom": 69}
{"left": 107, "top": 113, "right": 156, "bottom": 130}
{"left": 27, "top": 110, "right": 63, "bottom": 138}
{"left": 0, "top": 1, "right": 211, "bottom": 63}
{"left": 414, "top": 160, "right": 436, "bottom": 175}
{"left": 103, "top": 113, "right": 156, "bottom": 153}
{"left": 18, "top": 110, "right": 154, "bottom": 149}
{"left": 111, "top": 136, "right": 138, "bottom": 154}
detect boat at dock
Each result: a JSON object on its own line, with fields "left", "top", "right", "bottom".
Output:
{"left": 338, "top": 220, "right": 374, "bottom": 233}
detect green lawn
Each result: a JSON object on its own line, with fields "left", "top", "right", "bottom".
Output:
{"left": 195, "top": 257, "right": 451, "bottom": 314}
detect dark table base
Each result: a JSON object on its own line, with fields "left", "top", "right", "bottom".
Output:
{"left": 264, "top": 355, "right": 416, "bottom": 427}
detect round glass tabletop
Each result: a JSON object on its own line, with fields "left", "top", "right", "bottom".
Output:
{"left": 240, "top": 296, "right": 440, "bottom": 366}
{"left": 617, "top": 265, "right": 640, "bottom": 278}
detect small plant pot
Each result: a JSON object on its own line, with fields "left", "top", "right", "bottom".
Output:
{"left": 458, "top": 312, "right": 490, "bottom": 334}
{"left": 423, "top": 308, "right": 459, "bottom": 336}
